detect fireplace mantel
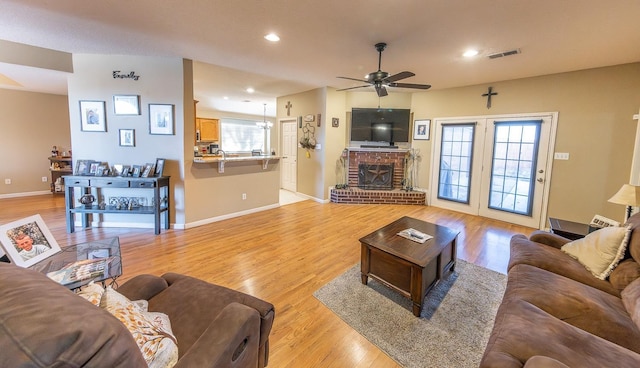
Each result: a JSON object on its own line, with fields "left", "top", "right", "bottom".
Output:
{"left": 347, "top": 147, "right": 410, "bottom": 153}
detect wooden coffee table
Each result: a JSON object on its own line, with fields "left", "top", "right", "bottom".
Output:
{"left": 360, "top": 216, "right": 459, "bottom": 316}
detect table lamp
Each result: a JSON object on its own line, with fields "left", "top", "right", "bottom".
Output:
{"left": 608, "top": 184, "right": 640, "bottom": 221}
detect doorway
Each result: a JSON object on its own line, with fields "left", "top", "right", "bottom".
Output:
{"left": 280, "top": 119, "right": 298, "bottom": 192}
{"left": 429, "top": 113, "right": 557, "bottom": 229}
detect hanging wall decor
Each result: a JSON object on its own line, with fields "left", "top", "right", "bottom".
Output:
{"left": 300, "top": 122, "right": 317, "bottom": 158}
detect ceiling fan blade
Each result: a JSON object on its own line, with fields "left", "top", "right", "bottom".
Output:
{"left": 389, "top": 82, "right": 432, "bottom": 90}
{"left": 375, "top": 85, "right": 388, "bottom": 97}
{"left": 337, "top": 76, "right": 369, "bottom": 83}
{"left": 336, "top": 85, "right": 371, "bottom": 91}
{"left": 384, "top": 71, "right": 415, "bottom": 83}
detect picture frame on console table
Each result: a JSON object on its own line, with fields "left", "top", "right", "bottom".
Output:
{"left": 0, "top": 214, "right": 61, "bottom": 268}
{"left": 413, "top": 119, "right": 431, "bottom": 140}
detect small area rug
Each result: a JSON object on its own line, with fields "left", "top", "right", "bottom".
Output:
{"left": 313, "top": 260, "right": 506, "bottom": 368}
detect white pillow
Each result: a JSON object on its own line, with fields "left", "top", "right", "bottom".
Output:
{"left": 561, "top": 225, "right": 631, "bottom": 280}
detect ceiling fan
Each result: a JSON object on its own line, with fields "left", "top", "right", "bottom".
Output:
{"left": 337, "top": 42, "right": 431, "bottom": 97}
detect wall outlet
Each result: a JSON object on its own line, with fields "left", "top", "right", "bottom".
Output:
{"left": 242, "top": 193, "right": 247, "bottom": 200}
{"left": 554, "top": 152, "right": 570, "bottom": 160}
{"left": 4, "top": 179, "right": 11, "bottom": 185}
{"left": 42, "top": 176, "right": 48, "bottom": 182}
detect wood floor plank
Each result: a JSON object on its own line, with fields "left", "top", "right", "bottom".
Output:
{"left": 0, "top": 194, "right": 535, "bottom": 367}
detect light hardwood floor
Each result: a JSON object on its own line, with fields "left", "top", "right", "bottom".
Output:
{"left": 0, "top": 194, "right": 535, "bottom": 367}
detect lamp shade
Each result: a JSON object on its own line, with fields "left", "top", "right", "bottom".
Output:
{"left": 608, "top": 184, "right": 640, "bottom": 207}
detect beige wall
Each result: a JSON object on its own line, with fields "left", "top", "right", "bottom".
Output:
{"left": 411, "top": 62, "right": 640, "bottom": 224}
{"left": 68, "top": 54, "right": 188, "bottom": 226}
{"left": 0, "top": 89, "right": 70, "bottom": 196}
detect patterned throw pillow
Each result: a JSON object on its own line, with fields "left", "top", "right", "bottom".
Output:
{"left": 100, "top": 287, "right": 178, "bottom": 368}
{"left": 76, "top": 282, "right": 105, "bottom": 306}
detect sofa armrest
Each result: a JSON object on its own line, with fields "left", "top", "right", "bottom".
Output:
{"left": 174, "top": 302, "right": 260, "bottom": 368}
{"left": 529, "top": 230, "right": 572, "bottom": 249}
{"left": 117, "top": 274, "right": 169, "bottom": 301}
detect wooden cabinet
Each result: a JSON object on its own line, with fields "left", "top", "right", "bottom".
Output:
{"left": 49, "top": 156, "right": 72, "bottom": 194}
{"left": 196, "top": 118, "right": 220, "bottom": 142}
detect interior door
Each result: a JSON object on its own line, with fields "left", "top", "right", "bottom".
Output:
{"left": 429, "top": 113, "right": 557, "bottom": 229}
{"left": 280, "top": 119, "right": 297, "bottom": 191}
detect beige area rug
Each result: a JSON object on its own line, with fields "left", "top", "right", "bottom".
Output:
{"left": 313, "top": 260, "right": 506, "bottom": 368}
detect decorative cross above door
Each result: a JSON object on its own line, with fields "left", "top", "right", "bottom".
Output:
{"left": 482, "top": 87, "right": 498, "bottom": 109}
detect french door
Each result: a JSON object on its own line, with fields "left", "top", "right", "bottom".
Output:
{"left": 429, "top": 113, "right": 557, "bottom": 228}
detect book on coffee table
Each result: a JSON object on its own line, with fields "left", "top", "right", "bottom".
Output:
{"left": 397, "top": 228, "right": 433, "bottom": 243}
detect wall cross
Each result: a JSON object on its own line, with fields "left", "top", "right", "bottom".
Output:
{"left": 482, "top": 87, "right": 498, "bottom": 109}
{"left": 285, "top": 101, "right": 293, "bottom": 116}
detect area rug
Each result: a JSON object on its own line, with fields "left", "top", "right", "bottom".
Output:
{"left": 313, "top": 260, "right": 506, "bottom": 368}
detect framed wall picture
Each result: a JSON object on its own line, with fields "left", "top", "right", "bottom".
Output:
{"left": 0, "top": 214, "right": 61, "bottom": 268}
{"left": 149, "top": 104, "right": 174, "bottom": 135}
{"left": 332, "top": 117, "right": 339, "bottom": 128}
{"left": 79, "top": 100, "right": 107, "bottom": 132}
{"left": 413, "top": 119, "right": 431, "bottom": 140}
{"left": 75, "top": 159, "right": 91, "bottom": 175}
{"left": 154, "top": 158, "right": 165, "bottom": 177}
{"left": 119, "top": 129, "right": 135, "bottom": 147}
{"left": 113, "top": 95, "right": 140, "bottom": 115}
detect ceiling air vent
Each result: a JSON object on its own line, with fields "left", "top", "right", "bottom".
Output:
{"left": 488, "top": 49, "right": 521, "bottom": 59}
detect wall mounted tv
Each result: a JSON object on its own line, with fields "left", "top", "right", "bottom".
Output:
{"left": 350, "top": 108, "right": 411, "bottom": 145}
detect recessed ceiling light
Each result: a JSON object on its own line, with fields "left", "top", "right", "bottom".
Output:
{"left": 223, "top": 96, "right": 229, "bottom": 100}
{"left": 264, "top": 33, "right": 280, "bottom": 42}
{"left": 246, "top": 87, "right": 255, "bottom": 93}
{"left": 463, "top": 49, "right": 479, "bottom": 58}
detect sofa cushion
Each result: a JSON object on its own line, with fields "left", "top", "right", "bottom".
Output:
{"left": 101, "top": 286, "right": 178, "bottom": 368}
{"left": 0, "top": 263, "right": 146, "bottom": 367}
{"left": 509, "top": 234, "right": 621, "bottom": 296}
{"left": 625, "top": 212, "right": 640, "bottom": 262}
{"left": 561, "top": 225, "right": 631, "bottom": 280}
{"left": 610, "top": 258, "right": 640, "bottom": 292}
{"left": 622, "top": 276, "right": 640, "bottom": 330}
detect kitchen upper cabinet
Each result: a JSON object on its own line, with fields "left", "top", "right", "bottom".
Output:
{"left": 196, "top": 118, "right": 219, "bottom": 142}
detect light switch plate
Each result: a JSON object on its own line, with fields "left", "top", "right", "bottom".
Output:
{"left": 554, "top": 152, "right": 569, "bottom": 160}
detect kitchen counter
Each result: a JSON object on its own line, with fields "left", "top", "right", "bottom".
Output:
{"left": 193, "top": 154, "right": 280, "bottom": 163}
{"left": 193, "top": 154, "right": 280, "bottom": 172}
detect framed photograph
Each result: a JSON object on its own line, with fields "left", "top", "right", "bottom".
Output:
{"left": 113, "top": 95, "right": 140, "bottom": 115}
{"left": 89, "top": 161, "right": 100, "bottom": 176}
{"left": 75, "top": 159, "right": 91, "bottom": 175}
{"left": 79, "top": 100, "right": 107, "bottom": 132}
{"left": 141, "top": 163, "right": 154, "bottom": 178}
{"left": 119, "top": 129, "right": 135, "bottom": 147}
{"left": 332, "top": 117, "right": 339, "bottom": 128}
{"left": 0, "top": 214, "right": 61, "bottom": 268}
{"left": 112, "top": 164, "right": 123, "bottom": 176}
{"left": 121, "top": 166, "right": 131, "bottom": 177}
{"left": 132, "top": 165, "right": 142, "bottom": 177}
{"left": 149, "top": 104, "right": 174, "bottom": 135}
{"left": 154, "top": 158, "right": 165, "bottom": 177}
{"left": 413, "top": 119, "right": 431, "bottom": 140}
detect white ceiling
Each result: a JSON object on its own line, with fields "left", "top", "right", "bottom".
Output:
{"left": 1, "top": 0, "right": 639, "bottom": 117}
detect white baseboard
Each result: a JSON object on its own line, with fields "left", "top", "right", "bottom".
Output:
{"left": 0, "top": 191, "right": 51, "bottom": 199}
{"left": 180, "top": 203, "right": 280, "bottom": 229}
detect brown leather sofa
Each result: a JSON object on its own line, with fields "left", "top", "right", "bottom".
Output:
{"left": 480, "top": 213, "right": 640, "bottom": 367}
{"left": 0, "top": 264, "right": 275, "bottom": 368}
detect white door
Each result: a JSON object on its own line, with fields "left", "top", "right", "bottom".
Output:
{"left": 429, "top": 113, "right": 557, "bottom": 229}
{"left": 280, "top": 120, "right": 297, "bottom": 191}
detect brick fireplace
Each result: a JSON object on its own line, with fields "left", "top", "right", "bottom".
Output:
{"left": 330, "top": 148, "right": 426, "bottom": 205}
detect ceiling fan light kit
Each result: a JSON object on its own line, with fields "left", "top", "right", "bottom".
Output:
{"left": 337, "top": 42, "right": 431, "bottom": 97}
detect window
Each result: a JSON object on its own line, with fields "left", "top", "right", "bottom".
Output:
{"left": 220, "top": 118, "right": 270, "bottom": 153}
{"left": 438, "top": 124, "right": 475, "bottom": 203}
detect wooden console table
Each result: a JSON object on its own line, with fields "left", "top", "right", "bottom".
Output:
{"left": 63, "top": 175, "right": 170, "bottom": 234}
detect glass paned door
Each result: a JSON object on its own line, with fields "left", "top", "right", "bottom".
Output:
{"left": 438, "top": 124, "right": 475, "bottom": 203}
{"left": 488, "top": 121, "right": 541, "bottom": 215}
{"left": 430, "top": 113, "right": 556, "bottom": 229}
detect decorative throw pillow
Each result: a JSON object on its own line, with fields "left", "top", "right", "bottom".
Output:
{"left": 76, "top": 281, "right": 105, "bottom": 306}
{"left": 561, "top": 225, "right": 632, "bottom": 280}
{"left": 621, "top": 276, "right": 640, "bottom": 329}
{"left": 100, "top": 287, "right": 178, "bottom": 368}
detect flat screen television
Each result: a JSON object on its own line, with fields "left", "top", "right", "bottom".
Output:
{"left": 350, "top": 108, "right": 411, "bottom": 145}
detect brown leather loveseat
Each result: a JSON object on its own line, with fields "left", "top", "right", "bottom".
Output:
{"left": 481, "top": 213, "right": 640, "bottom": 367}
{"left": 0, "top": 264, "right": 275, "bottom": 367}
